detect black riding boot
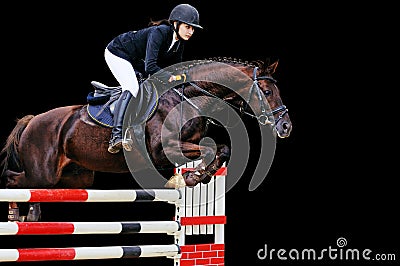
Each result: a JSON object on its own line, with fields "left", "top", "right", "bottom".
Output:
{"left": 108, "top": 90, "right": 133, "bottom": 154}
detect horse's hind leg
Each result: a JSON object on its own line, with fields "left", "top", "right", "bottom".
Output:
{"left": 7, "top": 202, "right": 37, "bottom": 222}
{"left": 3, "top": 170, "right": 36, "bottom": 221}
{"left": 26, "top": 203, "right": 41, "bottom": 222}
{"left": 8, "top": 203, "right": 42, "bottom": 222}
{"left": 21, "top": 164, "right": 94, "bottom": 222}
{"left": 8, "top": 202, "right": 21, "bottom": 221}
{"left": 57, "top": 163, "right": 95, "bottom": 188}
{"left": 3, "top": 170, "right": 30, "bottom": 188}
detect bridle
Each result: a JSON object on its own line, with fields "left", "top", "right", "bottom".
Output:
{"left": 175, "top": 66, "right": 289, "bottom": 126}
{"left": 243, "top": 66, "right": 289, "bottom": 125}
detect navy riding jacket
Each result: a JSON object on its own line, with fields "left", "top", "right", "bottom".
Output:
{"left": 106, "top": 24, "right": 184, "bottom": 82}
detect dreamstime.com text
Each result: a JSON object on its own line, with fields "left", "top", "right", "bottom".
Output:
{"left": 257, "top": 237, "right": 397, "bottom": 262}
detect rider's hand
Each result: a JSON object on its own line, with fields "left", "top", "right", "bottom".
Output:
{"left": 168, "top": 74, "right": 186, "bottom": 83}
{"left": 168, "top": 75, "right": 175, "bottom": 82}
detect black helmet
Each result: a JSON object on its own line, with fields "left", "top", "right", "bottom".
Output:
{"left": 169, "top": 4, "right": 203, "bottom": 29}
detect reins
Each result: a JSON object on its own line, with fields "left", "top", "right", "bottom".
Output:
{"left": 172, "top": 66, "right": 288, "bottom": 127}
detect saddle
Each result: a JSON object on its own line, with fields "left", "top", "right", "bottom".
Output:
{"left": 86, "top": 81, "right": 121, "bottom": 127}
{"left": 87, "top": 80, "right": 159, "bottom": 126}
{"left": 87, "top": 79, "right": 159, "bottom": 158}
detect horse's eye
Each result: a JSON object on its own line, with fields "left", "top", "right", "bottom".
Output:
{"left": 264, "top": 90, "right": 272, "bottom": 96}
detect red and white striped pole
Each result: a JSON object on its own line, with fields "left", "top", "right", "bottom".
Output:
{"left": 0, "top": 221, "right": 180, "bottom": 235}
{"left": 0, "top": 245, "right": 180, "bottom": 262}
{"left": 0, "top": 189, "right": 180, "bottom": 203}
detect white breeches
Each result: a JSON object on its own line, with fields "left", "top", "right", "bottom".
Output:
{"left": 104, "top": 48, "right": 139, "bottom": 97}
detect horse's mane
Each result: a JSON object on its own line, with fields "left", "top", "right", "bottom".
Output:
{"left": 207, "top": 57, "right": 267, "bottom": 69}
{"left": 163, "top": 57, "right": 270, "bottom": 88}
{"left": 168, "top": 56, "right": 270, "bottom": 73}
{"left": 154, "top": 57, "right": 271, "bottom": 101}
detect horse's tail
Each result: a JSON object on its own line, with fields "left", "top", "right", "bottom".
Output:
{"left": 1, "top": 115, "right": 35, "bottom": 177}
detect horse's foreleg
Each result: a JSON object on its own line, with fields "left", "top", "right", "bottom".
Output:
{"left": 183, "top": 144, "right": 230, "bottom": 186}
{"left": 164, "top": 141, "right": 230, "bottom": 187}
{"left": 195, "top": 144, "right": 230, "bottom": 184}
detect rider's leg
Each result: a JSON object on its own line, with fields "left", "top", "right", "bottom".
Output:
{"left": 104, "top": 48, "right": 139, "bottom": 153}
{"left": 108, "top": 90, "right": 133, "bottom": 153}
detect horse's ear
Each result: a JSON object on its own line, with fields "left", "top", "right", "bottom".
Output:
{"left": 266, "top": 59, "right": 279, "bottom": 74}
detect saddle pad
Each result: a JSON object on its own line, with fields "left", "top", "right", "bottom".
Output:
{"left": 87, "top": 104, "right": 114, "bottom": 128}
{"left": 86, "top": 80, "right": 160, "bottom": 128}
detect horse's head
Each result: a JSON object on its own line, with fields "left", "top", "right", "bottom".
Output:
{"left": 211, "top": 58, "right": 292, "bottom": 138}
{"left": 247, "top": 59, "right": 292, "bottom": 138}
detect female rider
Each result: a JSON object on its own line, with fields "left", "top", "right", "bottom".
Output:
{"left": 105, "top": 3, "right": 203, "bottom": 153}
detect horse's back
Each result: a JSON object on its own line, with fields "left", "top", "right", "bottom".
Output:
{"left": 20, "top": 105, "right": 85, "bottom": 152}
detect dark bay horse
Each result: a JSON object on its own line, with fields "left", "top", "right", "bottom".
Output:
{"left": 1, "top": 58, "right": 292, "bottom": 221}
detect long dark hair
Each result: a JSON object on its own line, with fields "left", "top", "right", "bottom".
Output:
{"left": 148, "top": 18, "right": 171, "bottom": 26}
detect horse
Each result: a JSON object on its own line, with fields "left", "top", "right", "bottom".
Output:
{"left": 0, "top": 57, "right": 292, "bottom": 221}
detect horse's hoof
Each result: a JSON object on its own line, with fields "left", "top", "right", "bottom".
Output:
{"left": 8, "top": 207, "right": 20, "bottom": 222}
{"left": 26, "top": 204, "right": 41, "bottom": 222}
{"left": 182, "top": 172, "right": 201, "bottom": 187}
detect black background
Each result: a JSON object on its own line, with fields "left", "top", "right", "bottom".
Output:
{"left": 1, "top": 1, "right": 398, "bottom": 265}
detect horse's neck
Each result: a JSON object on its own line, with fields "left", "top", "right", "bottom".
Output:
{"left": 187, "top": 62, "right": 251, "bottom": 97}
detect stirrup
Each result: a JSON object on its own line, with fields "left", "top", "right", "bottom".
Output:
{"left": 122, "top": 127, "right": 133, "bottom": 151}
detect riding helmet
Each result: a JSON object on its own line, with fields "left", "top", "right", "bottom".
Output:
{"left": 169, "top": 4, "right": 203, "bottom": 29}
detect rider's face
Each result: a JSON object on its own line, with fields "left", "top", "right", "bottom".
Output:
{"left": 177, "top": 23, "right": 194, "bottom": 40}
